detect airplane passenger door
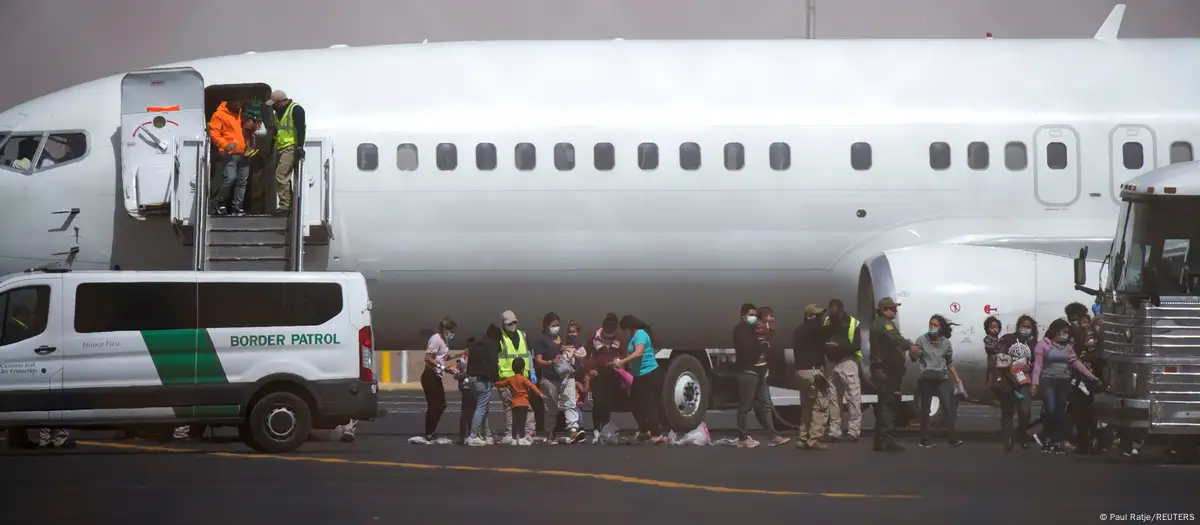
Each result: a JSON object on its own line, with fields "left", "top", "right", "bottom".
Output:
{"left": 119, "top": 67, "right": 206, "bottom": 219}
{"left": 1109, "top": 126, "right": 1156, "bottom": 205}
{"left": 1034, "top": 126, "right": 1081, "bottom": 207}
{"left": 301, "top": 138, "right": 333, "bottom": 237}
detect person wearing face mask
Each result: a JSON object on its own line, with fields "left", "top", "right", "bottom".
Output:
{"left": 997, "top": 314, "right": 1038, "bottom": 450}
{"left": 868, "top": 297, "right": 914, "bottom": 452}
{"left": 793, "top": 304, "right": 832, "bottom": 450}
{"left": 421, "top": 317, "right": 460, "bottom": 442}
{"left": 464, "top": 324, "right": 502, "bottom": 446}
{"left": 821, "top": 299, "right": 863, "bottom": 443}
{"left": 559, "top": 320, "right": 586, "bottom": 442}
{"left": 1068, "top": 313, "right": 1102, "bottom": 454}
{"left": 910, "top": 314, "right": 963, "bottom": 448}
{"left": 1032, "top": 318, "right": 1101, "bottom": 454}
{"left": 586, "top": 313, "right": 625, "bottom": 437}
{"left": 733, "top": 305, "right": 789, "bottom": 448}
{"left": 533, "top": 312, "right": 585, "bottom": 443}
{"left": 497, "top": 310, "right": 537, "bottom": 444}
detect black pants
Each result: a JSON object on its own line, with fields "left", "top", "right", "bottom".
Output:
{"left": 459, "top": 387, "right": 478, "bottom": 442}
{"left": 421, "top": 369, "right": 446, "bottom": 437}
{"left": 999, "top": 384, "right": 1032, "bottom": 443}
{"left": 591, "top": 369, "right": 616, "bottom": 431}
{"left": 1072, "top": 387, "right": 1096, "bottom": 451}
{"left": 531, "top": 390, "right": 546, "bottom": 434}
{"left": 736, "top": 368, "right": 778, "bottom": 439}
{"left": 917, "top": 378, "right": 958, "bottom": 442}
{"left": 870, "top": 367, "right": 901, "bottom": 446}
{"left": 512, "top": 406, "right": 530, "bottom": 439}
{"left": 631, "top": 367, "right": 666, "bottom": 436}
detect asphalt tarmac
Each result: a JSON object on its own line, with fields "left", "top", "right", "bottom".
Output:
{"left": 3, "top": 391, "right": 1197, "bottom": 525}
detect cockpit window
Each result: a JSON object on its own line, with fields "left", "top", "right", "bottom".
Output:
{"left": 36, "top": 133, "right": 87, "bottom": 171}
{"left": 0, "top": 133, "right": 44, "bottom": 173}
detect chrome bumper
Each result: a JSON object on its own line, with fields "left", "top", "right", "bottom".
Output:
{"left": 1096, "top": 392, "right": 1200, "bottom": 435}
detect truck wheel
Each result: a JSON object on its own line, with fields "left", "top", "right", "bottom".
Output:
{"left": 661, "top": 354, "right": 708, "bottom": 433}
{"left": 244, "top": 391, "right": 312, "bottom": 453}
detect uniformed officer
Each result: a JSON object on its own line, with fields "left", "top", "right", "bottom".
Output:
{"left": 869, "top": 297, "right": 914, "bottom": 452}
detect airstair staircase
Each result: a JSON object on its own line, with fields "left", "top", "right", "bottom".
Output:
{"left": 192, "top": 162, "right": 306, "bottom": 272}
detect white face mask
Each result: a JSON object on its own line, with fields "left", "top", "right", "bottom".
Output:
{"left": 549, "top": 326, "right": 560, "bottom": 335}
{"left": 745, "top": 315, "right": 758, "bottom": 325}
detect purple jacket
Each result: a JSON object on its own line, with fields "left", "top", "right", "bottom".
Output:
{"left": 1032, "top": 338, "right": 1097, "bottom": 387}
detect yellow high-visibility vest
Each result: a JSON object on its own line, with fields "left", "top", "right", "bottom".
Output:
{"left": 824, "top": 315, "right": 863, "bottom": 360}
{"left": 497, "top": 330, "right": 531, "bottom": 380}
{"left": 274, "top": 102, "right": 298, "bottom": 149}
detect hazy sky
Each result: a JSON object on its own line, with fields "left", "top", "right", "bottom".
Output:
{"left": 1, "top": 0, "right": 1198, "bottom": 110}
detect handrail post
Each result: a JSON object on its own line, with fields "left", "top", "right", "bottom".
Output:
{"left": 192, "top": 138, "right": 208, "bottom": 271}
{"left": 289, "top": 151, "right": 304, "bottom": 272}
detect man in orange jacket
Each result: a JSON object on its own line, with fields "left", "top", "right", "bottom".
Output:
{"left": 208, "top": 99, "right": 250, "bottom": 216}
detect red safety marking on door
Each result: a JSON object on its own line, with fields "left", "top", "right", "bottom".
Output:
{"left": 949, "top": 302, "right": 961, "bottom": 313}
{"left": 984, "top": 304, "right": 998, "bottom": 314}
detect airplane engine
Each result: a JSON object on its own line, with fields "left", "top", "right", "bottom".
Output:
{"left": 856, "top": 244, "right": 1103, "bottom": 408}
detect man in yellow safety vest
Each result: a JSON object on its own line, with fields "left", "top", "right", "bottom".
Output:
{"left": 497, "top": 310, "right": 537, "bottom": 444}
{"left": 821, "top": 299, "right": 863, "bottom": 442}
{"left": 265, "top": 89, "right": 306, "bottom": 217}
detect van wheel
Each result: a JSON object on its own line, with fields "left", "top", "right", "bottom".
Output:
{"left": 661, "top": 355, "right": 708, "bottom": 433}
{"left": 244, "top": 391, "right": 312, "bottom": 453}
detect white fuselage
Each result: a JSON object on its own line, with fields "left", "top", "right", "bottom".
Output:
{"left": 2, "top": 38, "right": 1199, "bottom": 400}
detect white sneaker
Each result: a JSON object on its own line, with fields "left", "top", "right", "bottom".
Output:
{"left": 466, "top": 437, "right": 488, "bottom": 447}
{"left": 518, "top": 438, "right": 533, "bottom": 446}
{"left": 500, "top": 435, "right": 514, "bottom": 446}
{"left": 486, "top": 437, "right": 495, "bottom": 445}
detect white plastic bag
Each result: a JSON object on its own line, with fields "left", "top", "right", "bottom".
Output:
{"left": 712, "top": 437, "right": 739, "bottom": 447}
{"left": 954, "top": 378, "right": 967, "bottom": 399}
{"left": 672, "top": 422, "right": 711, "bottom": 446}
{"left": 408, "top": 436, "right": 430, "bottom": 445}
{"left": 598, "top": 422, "right": 621, "bottom": 445}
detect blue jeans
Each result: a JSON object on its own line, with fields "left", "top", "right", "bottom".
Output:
{"left": 215, "top": 154, "right": 249, "bottom": 210}
{"left": 469, "top": 378, "right": 492, "bottom": 439}
{"left": 1040, "top": 377, "right": 1072, "bottom": 443}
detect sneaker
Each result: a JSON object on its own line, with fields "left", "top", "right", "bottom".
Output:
{"left": 1033, "top": 433, "right": 1044, "bottom": 447}
{"left": 230, "top": 207, "right": 247, "bottom": 217}
{"left": 500, "top": 435, "right": 515, "bottom": 446}
{"left": 768, "top": 436, "right": 792, "bottom": 447}
{"left": 518, "top": 438, "right": 533, "bottom": 446}
{"left": 737, "top": 437, "right": 761, "bottom": 449}
{"left": 569, "top": 429, "right": 586, "bottom": 444}
{"left": 919, "top": 440, "right": 936, "bottom": 449}
{"left": 510, "top": 437, "right": 520, "bottom": 447}
{"left": 465, "top": 436, "right": 488, "bottom": 447}
{"left": 339, "top": 433, "right": 356, "bottom": 444}
{"left": 214, "top": 206, "right": 228, "bottom": 216}
{"left": 173, "top": 426, "right": 190, "bottom": 440}
{"left": 486, "top": 437, "right": 495, "bottom": 445}
{"left": 949, "top": 440, "right": 964, "bottom": 448}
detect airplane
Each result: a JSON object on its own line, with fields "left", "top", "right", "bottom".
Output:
{"left": 0, "top": 4, "right": 1198, "bottom": 424}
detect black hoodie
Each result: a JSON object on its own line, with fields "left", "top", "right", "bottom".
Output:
{"left": 733, "top": 322, "right": 762, "bottom": 371}
{"left": 792, "top": 318, "right": 827, "bottom": 370}
{"left": 466, "top": 330, "right": 501, "bottom": 381}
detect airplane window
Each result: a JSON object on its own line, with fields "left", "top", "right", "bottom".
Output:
{"left": 436, "top": 143, "right": 457, "bottom": 171}
{"left": 1122, "top": 142, "right": 1144, "bottom": 170}
{"left": 638, "top": 143, "right": 658, "bottom": 170}
{"left": 476, "top": 143, "right": 497, "bottom": 171}
{"left": 967, "top": 142, "right": 989, "bottom": 170}
{"left": 396, "top": 143, "right": 418, "bottom": 171}
{"left": 593, "top": 143, "right": 615, "bottom": 171}
{"left": 0, "top": 133, "right": 44, "bottom": 173}
{"left": 769, "top": 142, "right": 791, "bottom": 171}
{"left": 34, "top": 132, "right": 87, "bottom": 171}
{"left": 1046, "top": 142, "right": 1068, "bottom": 170}
{"left": 851, "top": 142, "right": 872, "bottom": 171}
{"left": 929, "top": 142, "right": 951, "bottom": 171}
{"left": 554, "top": 143, "right": 575, "bottom": 171}
{"left": 356, "top": 143, "right": 378, "bottom": 171}
{"left": 515, "top": 143, "right": 536, "bottom": 171}
{"left": 1004, "top": 141, "right": 1028, "bottom": 171}
{"left": 724, "top": 142, "right": 744, "bottom": 171}
{"left": 1171, "top": 141, "right": 1194, "bottom": 164}
{"left": 679, "top": 142, "right": 701, "bottom": 171}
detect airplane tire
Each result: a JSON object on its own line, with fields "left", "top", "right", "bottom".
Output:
{"left": 661, "top": 355, "right": 709, "bottom": 433}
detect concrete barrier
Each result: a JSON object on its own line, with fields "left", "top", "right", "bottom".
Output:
{"left": 377, "top": 350, "right": 458, "bottom": 391}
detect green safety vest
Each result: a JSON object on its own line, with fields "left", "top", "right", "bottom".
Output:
{"left": 824, "top": 315, "right": 863, "bottom": 360}
{"left": 274, "top": 102, "right": 298, "bottom": 149}
{"left": 497, "top": 330, "right": 531, "bottom": 380}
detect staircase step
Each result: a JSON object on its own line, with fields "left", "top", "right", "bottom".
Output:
{"left": 206, "top": 244, "right": 289, "bottom": 259}
{"left": 208, "top": 215, "right": 290, "bottom": 230}
{"left": 206, "top": 258, "right": 290, "bottom": 271}
{"left": 208, "top": 229, "right": 288, "bottom": 245}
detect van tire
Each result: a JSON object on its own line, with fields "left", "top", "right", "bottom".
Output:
{"left": 244, "top": 391, "right": 312, "bottom": 453}
{"left": 661, "top": 355, "right": 708, "bottom": 433}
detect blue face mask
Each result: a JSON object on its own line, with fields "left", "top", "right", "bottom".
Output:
{"left": 445, "top": 332, "right": 455, "bottom": 341}
{"left": 746, "top": 316, "right": 758, "bottom": 325}
{"left": 927, "top": 329, "right": 939, "bottom": 337}
{"left": 1019, "top": 328, "right": 1032, "bottom": 337}
{"left": 1056, "top": 333, "right": 1070, "bottom": 344}
{"left": 549, "top": 326, "right": 560, "bottom": 335}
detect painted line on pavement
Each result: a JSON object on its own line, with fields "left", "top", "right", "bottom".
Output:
{"left": 74, "top": 440, "right": 920, "bottom": 500}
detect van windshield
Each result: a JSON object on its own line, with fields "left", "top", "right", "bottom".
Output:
{"left": 1111, "top": 196, "right": 1200, "bottom": 296}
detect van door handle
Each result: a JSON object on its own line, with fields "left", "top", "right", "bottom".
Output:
{"left": 34, "top": 346, "right": 57, "bottom": 355}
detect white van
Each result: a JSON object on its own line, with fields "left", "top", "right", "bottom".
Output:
{"left": 0, "top": 269, "right": 380, "bottom": 453}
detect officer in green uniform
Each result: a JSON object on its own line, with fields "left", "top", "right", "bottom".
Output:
{"left": 869, "top": 297, "right": 914, "bottom": 452}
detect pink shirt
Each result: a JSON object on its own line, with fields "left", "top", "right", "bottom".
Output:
{"left": 425, "top": 333, "right": 450, "bottom": 375}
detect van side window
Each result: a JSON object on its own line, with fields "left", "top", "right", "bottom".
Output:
{"left": 967, "top": 142, "right": 989, "bottom": 170}
{"left": 515, "top": 143, "right": 536, "bottom": 171}
{"left": 724, "top": 142, "right": 745, "bottom": 171}
{"left": 0, "top": 133, "right": 44, "bottom": 173}
{"left": 593, "top": 143, "right": 615, "bottom": 171}
{"left": 679, "top": 142, "right": 701, "bottom": 171}
{"left": 476, "top": 143, "right": 497, "bottom": 171}
{"left": 929, "top": 142, "right": 951, "bottom": 171}
{"left": 1046, "top": 142, "right": 1068, "bottom": 170}
{"left": 769, "top": 142, "right": 791, "bottom": 171}
{"left": 356, "top": 143, "right": 378, "bottom": 171}
{"left": 396, "top": 143, "right": 418, "bottom": 171}
{"left": 0, "top": 286, "right": 51, "bottom": 346}
{"left": 436, "top": 143, "right": 457, "bottom": 171}
{"left": 1169, "top": 141, "right": 1193, "bottom": 164}
{"left": 35, "top": 132, "right": 87, "bottom": 171}
{"left": 1122, "top": 142, "right": 1144, "bottom": 170}
{"left": 851, "top": 142, "right": 872, "bottom": 171}
{"left": 1004, "top": 141, "right": 1028, "bottom": 171}
{"left": 638, "top": 143, "right": 659, "bottom": 170}
{"left": 198, "top": 283, "right": 343, "bottom": 328}
{"left": 554, "top": 143, "right": 575, "bottom": 171}
{"left": 74, "top": 282, "right": 199, "bottom": 333}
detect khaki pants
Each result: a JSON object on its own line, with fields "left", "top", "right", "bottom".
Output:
{"left": 275, "top": 146, "right": 298, "bottom": 211}
{"left": 825, "top": 358, "right": 862, "bottom": 438}
{"left": 796, "top": 368, "right": 831, "bottom": 446}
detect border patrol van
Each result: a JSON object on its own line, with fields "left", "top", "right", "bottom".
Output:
{"left": 0, "top": 269, "right": 380, "bottom": 453}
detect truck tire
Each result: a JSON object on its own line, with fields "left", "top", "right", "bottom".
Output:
{"left": 661, "top": 354, "right": 708, "bottom": 433}
{"left": 244, "top": 391, "right": 312, "bottom": 453}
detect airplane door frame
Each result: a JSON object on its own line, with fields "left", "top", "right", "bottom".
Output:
{"left": 300, "top": 138, "right": 334, "bottom": 241}
{"left": 1033, "top": 125, "right": 1082, "bottom": 207}
{"left": 1108, "top": 125, "right": 1158, "bottom": 206}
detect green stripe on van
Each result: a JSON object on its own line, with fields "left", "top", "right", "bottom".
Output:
{"left": 139, "top": 329, "right": 228, "bottom": 385}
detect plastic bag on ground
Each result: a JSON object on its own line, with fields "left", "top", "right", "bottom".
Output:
{"left": 673, "top": 422, "right": 711, "bottom": 446}
{"left": 712, "top": 437, "right": 740, "bottom": 447}
{"left": 597, "top": 422, "right": 621, "bottom": 445}
{"left": 408, "top": 436, "right": 430, "bottom": 445}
